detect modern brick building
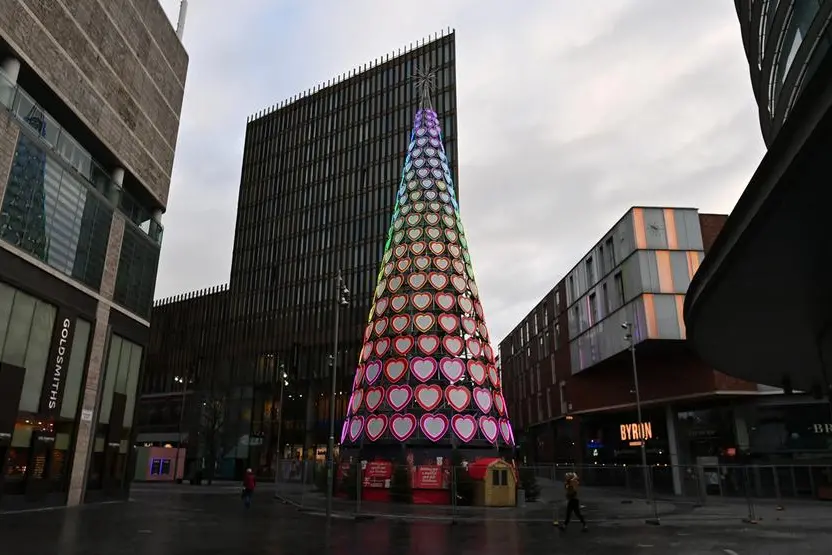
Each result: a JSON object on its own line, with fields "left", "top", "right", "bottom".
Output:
{"left": 0, "top": 0, "right": 188, "bottom": 508}
{"left": 137, "top": 31, "right": 458, "bottom": 479}
{"left": 498, "top": 207, "right": 832, "bottom": 494}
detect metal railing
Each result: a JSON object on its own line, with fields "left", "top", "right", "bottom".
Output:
{"left": 266, "top": 461, "right": 832, "bottom": 524}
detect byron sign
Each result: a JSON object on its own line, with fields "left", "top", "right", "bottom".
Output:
{"left": 620, "top": 422, "right": 653, "bottom": 442}
{"left": 40, "top": 311, "right": 77, "bottom": 416}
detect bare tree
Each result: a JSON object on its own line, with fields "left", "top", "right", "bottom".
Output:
{"left": 199, "top": 394, "right": 226, "bottom": 485}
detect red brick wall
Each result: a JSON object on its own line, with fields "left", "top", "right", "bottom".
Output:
{"left": 698, "top": 213, "right": 728, "bottom": 255}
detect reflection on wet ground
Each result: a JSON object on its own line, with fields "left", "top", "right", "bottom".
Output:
{"left": 0, "top": 487, "right": 829, "bottom": 555}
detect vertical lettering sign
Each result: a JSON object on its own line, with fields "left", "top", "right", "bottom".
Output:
{"left": 40, "top": 310, "right": 77, "bottom": 417}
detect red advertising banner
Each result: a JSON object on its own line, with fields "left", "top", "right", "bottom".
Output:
{"left": 362, "top": 461, "right": 393, "bottom": 488}
{"left": 412, "top": 465, "right": 446, "bottom": 489}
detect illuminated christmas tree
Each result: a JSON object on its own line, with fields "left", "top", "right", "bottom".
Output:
{"left": 340, "top": 69, "right": 514, "bottom": 462}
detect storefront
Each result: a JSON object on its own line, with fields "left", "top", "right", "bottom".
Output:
{"left": 0, "top": 280, "right": 92, "bottom": 509}
{"left": 0, "top": 269, "right": 149, "bottom": 508}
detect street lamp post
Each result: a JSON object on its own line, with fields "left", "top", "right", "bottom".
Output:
{"left": 326, "top": 270, "right": 350, "bottom": 520}
{"left": 622, "top": 321, "right": 660, "bottom": 525}
{"left": 172, "top": 373, "right": 189, "bottom": 483}
{"left": 274, "top": 364, "right": 287, "bottom": 482}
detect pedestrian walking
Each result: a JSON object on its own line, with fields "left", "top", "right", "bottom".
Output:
{"left": 558, "top": 472, "right": 587, "bottom": 532}
{"left": 241, "top": 468, "right": 256, "bottom": 509}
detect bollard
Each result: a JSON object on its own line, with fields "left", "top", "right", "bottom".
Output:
{"left": 356, "top": 464, "right": 362, "bottom": 515}
{"left": 451, "top": 466, "right": 458, "bottom": 525}
{"left": 742, "top": 467, "right": 759, "bottom": 524}
{"left": 772, "top": 466, "right": 784, "bottom": 511}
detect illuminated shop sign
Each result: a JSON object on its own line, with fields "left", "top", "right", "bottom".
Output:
{"left": 620, "top": 422, "right": 653, "bottom": 442}
{"left": 812, "top": 424, "right": 832, "bottom": 434}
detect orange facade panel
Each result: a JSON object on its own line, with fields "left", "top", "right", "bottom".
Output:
{"left": 633, "top": 208, "right": 647, "bottom": 249}
{"left": 655, "top": 250, "right": 674, "bottom": 293}
{"left": 663, "top": 208, "right": 678, "bottom": 249}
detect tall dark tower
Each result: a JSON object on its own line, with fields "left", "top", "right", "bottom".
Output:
{"left": 225, "top": 32, "right": 459, "bottom": 461}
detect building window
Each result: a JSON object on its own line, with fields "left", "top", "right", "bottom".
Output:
{"left": 602, "top": 282, "right": 610, "bottom": 315}
{"left": 0, "top": 282, "right": 56, "bottom": 413}
{"left": 114, "top": 226, "right": 161, "bottom": 318}
{"left": 0, "top": 134, "right": 112, "bottom": 290}
{"left": 588, "top": 292, "right": 599, "bottom": 325}
{"left": 585, "top": 257, "right": 595, "bottom": 286}
{"left": 605, "top": 236, "right": 615, "bottom": 268}
{"left": 614, "top": 272, "right": 625, "bottom": 307}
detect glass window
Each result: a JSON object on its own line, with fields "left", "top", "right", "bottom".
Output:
{"left": 113, "top": 226, "right": 161, "bottom": 318}
{"left": 0, "top": 282, "right": 14, "bottom": 355}
{"left": 99, "top": 335, "right": 123, "bottom": 425}
{"left": 60, "top": 319, "right": 91, "bottom": 420}
{"left": 1, "top": 289, "right": 35, "bottom": 367}
{"left": 0, "top": 135, "right": 112, "bottom": 290}
{"left": 19, "top": 299, "right": 56, "bottom": 412}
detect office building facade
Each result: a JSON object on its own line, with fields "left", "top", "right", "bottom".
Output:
{"left": 686, "top": 1, "right": 832, "bottom": 397}
{"left": 137, "top": 32, "right": 458, "bottom": 478}
{"left": 498, "top": 208, "right": 831, "bottom": 495}
{"left": 0, "top": 0, "right": 188, "bottom": 508}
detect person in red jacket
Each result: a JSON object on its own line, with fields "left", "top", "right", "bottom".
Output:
{"left": 242, "top": 468, "right": 256, "bottom": 509}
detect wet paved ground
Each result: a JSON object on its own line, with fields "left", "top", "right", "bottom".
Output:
{"left": 0, "top": 485, "right": 829, "bottom": 554}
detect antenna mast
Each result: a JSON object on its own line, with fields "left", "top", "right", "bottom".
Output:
{"left": 412, "top": 66, "right": 437, "bottom": 111}
{"left": 176, "top": 0, "right": 189, "bottom": 40}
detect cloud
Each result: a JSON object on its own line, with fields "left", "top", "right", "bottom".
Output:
{"left": 153, "top": 0, "right": 765, "bottom": 345}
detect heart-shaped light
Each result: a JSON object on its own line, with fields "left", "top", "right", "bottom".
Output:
{"left": 351, "top": 389, "right": 364, "bottom": 414}
{"left": 451, "top": 414, "right": 477, "bottom": 442}
{"left": 384, "top": 358, "right": 408, "bottom": 383}
{"left": 499, "top": 418, "right": 514, "bottom": 445}
{"left": 391, "top": 295, "right": 408, "bottom": 312}
{"left": 467, "top": 360, "right": 487, "bottom": 385}
{"left": 442, "top": 336, "right": 464, "bottom": 357}
{"left": 458, "top": 296, "right": 474, "bottom": 314}
{"left": 429, "top": 273, "right": 449, "bottom": 290}
{"left": 445, "top": 385, "right": 471, "bottom": 411}
{"left": 391, "top": 314, "right": 411, "bottom": 333}
{"left": 388, "top": 275, "right": 404, "bottom": 292}
{"left": 429, "top": 242, "right": 445, "bottom": 255}
{"left": 386, "top": 385, "right": 413, "bottom": 411}
{"left": 374, "top": 337, "right": 391, "bottom": 358}
{"left": 420, "top": 413, "right": 449, "bottom": 442}
{"left": 417, "top": 335, "right": 440, "bottom": 356}
{"left": 375, "top": 298, "right": 389, "bottom": 317}
{"left": 414, "top": 256, "right": 431, "bottom": 270}
{"left": 389, "top": 335, "right": 411, "bottom": 355}
{"left": 396, "top": 258, "right": 412, "bottom": 273}
{"left": 364, "top": 360, "right": 382, "bottom": 385}
{"left": 365, "top": 414, "right": 388, "bottom": 441}
{"left": 415, "top": 384, "right": 442, "bottom": 411}
{"left": 348, "top": 416, "right": 364, "bottom": 442}
{"left": 410, "top": 241, "right": 427, "bottom": 255}
{"left": 410, "top": 356, "right": 438, "bottom": 381}
{"left": 438, "top": 313, "right": 459, "bottom": 334}
{"left": 412, "top": 292, "right": 432, "bottom": 311}
{"left": 413, "top": 313, "right": 435, "bottom": 332}
{"left": 435, "top": 293, "right": 455, "bottom": 311}
{"left": 440, "top": 357, "right": 466, "bottom": 382}
{"left": 479, "top": 416, "right": 498, "bottom": 443}
{"left": 408, "top": 272, "right": 428, "bottom": 290}
{"left": 473, "top": 387, "right": 493, "bottom": 413}
{"left": 390, "top": 413, "right": 417, "bottom": 441}
{"left": 365, "top": 387, "right": 384, "bottom": 412}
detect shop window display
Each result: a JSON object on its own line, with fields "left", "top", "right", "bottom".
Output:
{"left": 0, "top": 282, "right": 91, "bottom": 506}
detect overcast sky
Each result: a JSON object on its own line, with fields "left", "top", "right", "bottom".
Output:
{"left": 155, "top": 0, "right": 765, "bottom": 345}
